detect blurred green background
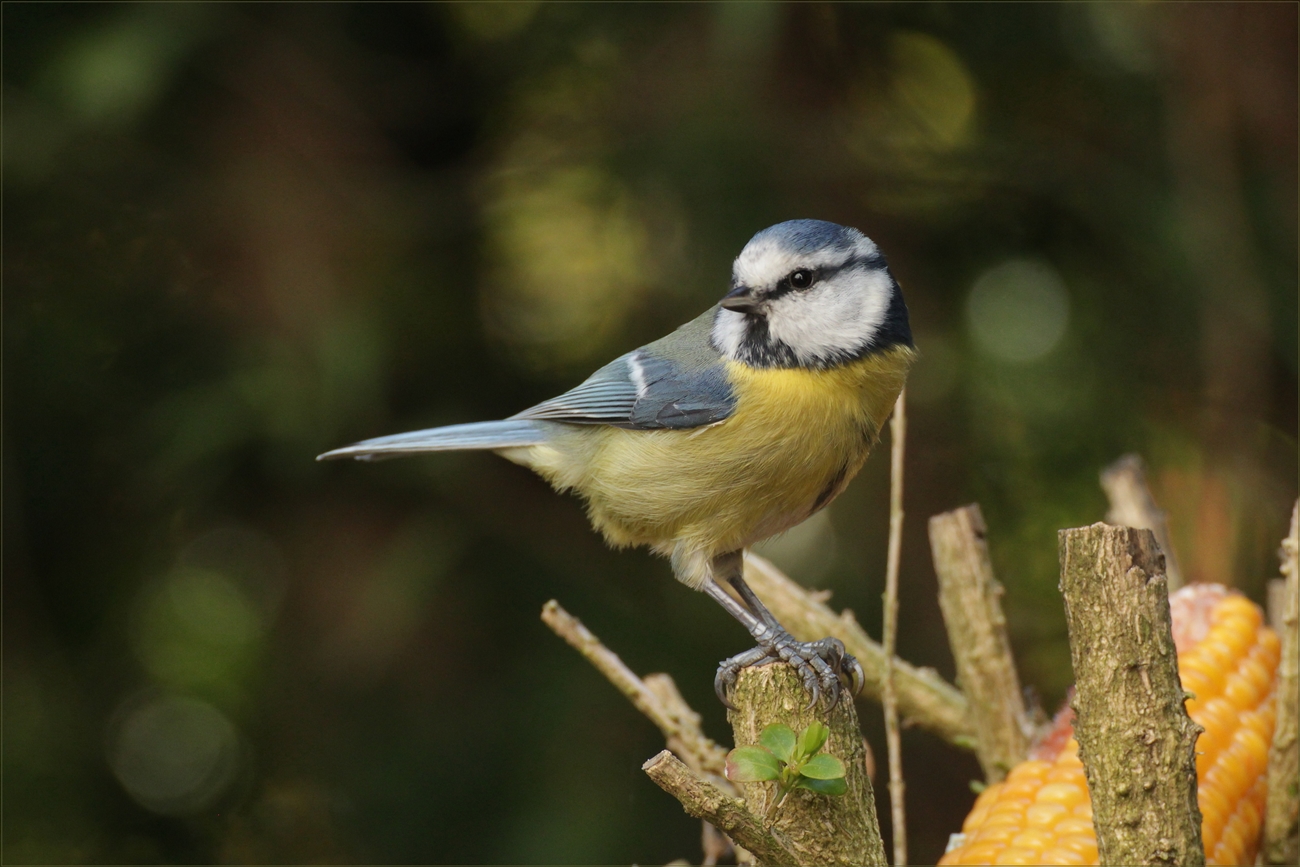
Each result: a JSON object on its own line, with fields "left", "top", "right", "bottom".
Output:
{"left": 4, "top": 3, "right": 1296, "bottom": 864}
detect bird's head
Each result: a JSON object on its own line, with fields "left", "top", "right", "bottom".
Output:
{"left": 711, "top": 219, "right": 912, "bottom": 369}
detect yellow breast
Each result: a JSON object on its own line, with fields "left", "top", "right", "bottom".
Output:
{"left": 557, "top": 345, "right": 915, "bottom": 581}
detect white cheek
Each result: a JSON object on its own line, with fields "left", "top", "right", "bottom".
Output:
{"left": 711, "top": 309, "right": 748, "bottom": 359}
{"left": 766, "top": 270, "right": 892, "bottom": 363}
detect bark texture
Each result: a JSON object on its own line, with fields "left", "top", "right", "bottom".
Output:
{"left": 1264, "top": 503, "right": 1298, "bottom": 864}
{"left": 929, "top": 504, "right": 1033, "bottom": 781}
{"left": 727, "top": 664, "right": 887, "bottom": 867}
{"left": 1058, "top": 524, "right": 1205, "bottom": 867}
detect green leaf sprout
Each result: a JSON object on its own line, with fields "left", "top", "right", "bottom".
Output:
{"left": 724, "top": 721, "right": 848, "bottom": 819}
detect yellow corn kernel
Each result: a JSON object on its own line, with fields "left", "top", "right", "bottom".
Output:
{"left": 1035, "top": 781, "right": 1087, "bottom": 808}
{"left": 984, "top": 800, "right": 1028, "bottom": 822}
{"left": 1025, "top": 802, "right": 1069, "bottom": 827}
{"left": 1182, "top": 650, "right": 1229, "bottom": 697}
{"left": 1007, "top": 828, "right": 1055, "bottom": 850}
{"left": 940, "top": 585, "right": 1279, "bottom": 867}
{"left": 1055, "top": 835, "right": 1098, "bottom": 861}
{"left": 951, "top": 842, "right": 1002, "bottom": 864}
{"left": 1237, "top": 655, "right": 1274, "bottom": 700}
{"left": 970, "top": 824, "right": 1018, "bottom": 845}
{"left": 1198, "top": 782, "right": 1232, "bottom": 845}
{"left": 1216, "top": 813, "right": 1249, "bottom": 865}
{"left": 995, "top": 846, "right": 1042, "bottom": 865}
{"left": 1208, "top": 621, "right": 1254, "bottom": 659}
{"left": 1005, "top": 760, "right": 1051, "bottom": 782}
{"left": 1228, "top": 726, "right": 1270, "bottom": 780}
{"left": 1038, "top": 845, "right": 1089, "bottom": 865}
{"left": 1052, "top": 816, "right": 1095, "bottom": 837}
{"left": 1222, "top": 665, "right": 1265, "bottom": 709}
{"left": 1254, "top": 629, "right": 1280, "bottom": 668}
{"left": 997, "top": 780, "right": 1042, "bottom": 802}
{"left": 1212, "top": 594, "right": 1261, "bottom": 627}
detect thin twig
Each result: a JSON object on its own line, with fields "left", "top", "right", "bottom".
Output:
{"left": 643, "top": 750, "right": 797, "bottom": 867}
{"left": 881, "top": 389, "right": 907, "bottom": 867}
{"left": 541, "top": 600, "right": 729, "bottom": 778}
{"left": 742, "top": 553, "right": 974, "bottom": 746}
{"left": 1264, "top": 501, "right": 1299, "bottom": 864}
{"left": 1100, "top": 454, "right": 1185, "bottom": 591}
{"left": 928, "top": 504, "right": 1033, "bottom": 782}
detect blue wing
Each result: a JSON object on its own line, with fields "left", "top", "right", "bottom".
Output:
{"left": 512, "top": 308, "right": 736, "bottom": 431}
{"left": 318, "top": 308, "right": 737, "bottom": 462}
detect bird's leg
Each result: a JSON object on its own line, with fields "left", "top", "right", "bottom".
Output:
{"left": 706, "top": 551, "right": 865, "bottom": 710}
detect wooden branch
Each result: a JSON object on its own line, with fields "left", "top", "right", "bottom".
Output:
{"left": 541, "top": 600, "right": 729, "bottom": 779}
{"left": 881, "top": 389, "right": 908, "bottom": 866}
{"left": 726, "top": 665, "right": 887, "bottom": 867}
{"left": 1265, "top": 502, "right": 1299, "bottom": 865}
{"left": 928, "top": 504, "right": 1032, "bottom": 782}
{"left": 1058, "top": 524, "right": 1204, "bottom": 867}
{"left": 1100, "top": 454, "right": 1185, "bottom": 591}
{"left": 1269, "top": 577, "right": 1288, "bottom": 633}
{"left": 742, "top": 553, "right": 974, "bottom": 747}
{"left": 643, "top": 750, "right": 796, "bottom": 867}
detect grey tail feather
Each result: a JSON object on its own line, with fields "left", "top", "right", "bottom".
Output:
{"left": 317, "top": 419, "right": 549, "bottom": 462}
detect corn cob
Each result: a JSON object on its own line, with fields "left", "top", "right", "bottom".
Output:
{"left": 940, "top": 584, "right": 1281, "bottom": 866}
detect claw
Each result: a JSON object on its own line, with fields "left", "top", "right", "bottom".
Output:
{"left": 714, "top": 666, "right": 737, "bottom": 710}
{"left": 803, "top": 675, "right": 821, "bottom": 711}
{"left": 845, "top": 654, "right": 866, "bottom": 696}
{"left": 715, "top": 633, "right": 865, "bottom": 710}
{"left": 715, "top": 644, "right": 775, "bottom": 709}
{"left": 819, "top": 671, "right": 841, "bottom": 711}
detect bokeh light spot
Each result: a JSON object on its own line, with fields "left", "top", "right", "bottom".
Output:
{"left": 888, "top": 31, "right": 978, "bottom": 152}
{"left": 446, "top": 1, "right": 540, "bottom": 42}
{"left": 966, "top": 259, "right": 1071, "bottom": 362}
{"left": 107, "top": 694, "right": 240, "bottom": 816}
{"left": 481, "top": 165, "right": 651, "bottom": 372}
{"left": 134, "top": 567, "right": 264, "bottom": 694}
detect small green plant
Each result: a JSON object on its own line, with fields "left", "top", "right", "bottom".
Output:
{"left": 724, "top": 721, "right": 847, "bottom": 819}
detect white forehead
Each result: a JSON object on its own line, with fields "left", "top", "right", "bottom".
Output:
{"left": 732, "top": 223, "right": 878, "bottom": 288}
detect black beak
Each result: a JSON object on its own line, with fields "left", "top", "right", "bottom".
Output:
{"left": 719, "top": 285, "right": 760, "bottom": 313}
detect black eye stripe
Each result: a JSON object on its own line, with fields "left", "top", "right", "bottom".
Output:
{"left": 766, "top": 252, "right": 887, "bottom": 299}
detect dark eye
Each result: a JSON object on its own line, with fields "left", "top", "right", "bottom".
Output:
{"left": 789, "top": 269, "right": 815, "bottom": 290}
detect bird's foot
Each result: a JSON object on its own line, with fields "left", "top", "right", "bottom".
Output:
{"left": 714, "top": 633, "right": 865, "bottom": 711}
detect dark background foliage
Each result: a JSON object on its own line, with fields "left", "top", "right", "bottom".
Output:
{"left": 4, "top": 4, "right": 1295, "bottom": 864}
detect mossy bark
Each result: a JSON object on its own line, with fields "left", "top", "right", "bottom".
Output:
{"left": 1058, "top": 523, "right": 1204, "bottom": 867}
{"left": 726, "top": 664, "right": 887, "bottom": 867}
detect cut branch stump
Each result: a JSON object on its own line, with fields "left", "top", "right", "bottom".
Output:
{"left": 726, "top": 664, "right": 887, "bottom": 867}
{"left": 1058, "top": 523, "right": 1204, "bottom": 867}
{"left": 1100, "top": 454, "right": 1185, "bottom": 591}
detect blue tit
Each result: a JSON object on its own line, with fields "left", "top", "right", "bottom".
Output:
{"left": 320, "top": 219, "right": 915, "bottom": 708}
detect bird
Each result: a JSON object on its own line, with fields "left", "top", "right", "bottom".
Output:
{"left": 319, "top": 219, "right": 915, "bottom": 709}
